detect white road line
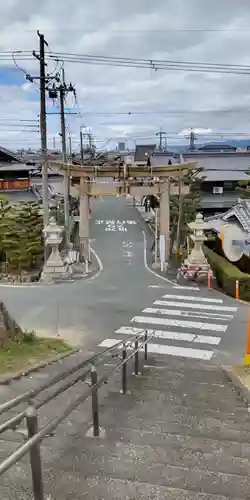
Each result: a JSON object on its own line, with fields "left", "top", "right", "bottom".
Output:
{"left": 173, "top": 285, "right": 200, "bottom": 291}
{"left": 142, "top": 230, "right": 175, "bottom": 285}
{"left": 98, "top": 338, "right": 214, "bottom": 361}
{"left": 131, "top": 316, "right": 228, "bottom": 332}
{"left": 194, "top": 335, "right": 221, "bottom": 345}
{"left": 162, "top": 294, "right": 223, "bottom": 304}
{"left": 142, "top": 307, "right": 233, "bottom": 321}
{"left": 87, "top": 246, "right": 104, "bottom": 281}
{"left": 154, "top": 300, "right": 237, "bottom": 312}
{"left": 115, "top": 326, "right": 221, "bottom": 345}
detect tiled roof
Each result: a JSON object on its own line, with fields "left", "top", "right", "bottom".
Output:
{"left": 200, "top": 193, "right": 239, "bottom": 209}
{"left": 205, "top": 198, "right": 250, "bottom": 233}
{"left": 196, "top": 170, "right": 249, "bottom": 182}
{"left": 182, "top": 152, "right": 250, "bottom": 171}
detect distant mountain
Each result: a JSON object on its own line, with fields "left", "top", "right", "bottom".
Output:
{"left": 170, "top": 140, "right": 250, "bottom": 152}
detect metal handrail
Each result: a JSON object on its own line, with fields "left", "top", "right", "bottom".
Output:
{"left": 0, "top": 331, "right": 146, "bottom": 435}
{"left": 0, "top": 328, "right": 145, "bottom": 418}
{"left": 0, "top": 330, "right": 151, "bottom": 500}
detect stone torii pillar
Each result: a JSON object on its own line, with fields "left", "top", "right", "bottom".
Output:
{"left": 159, "top": 180, "right": 170, "bottom": 265}
{"left": 79, "top": 177, "right": 90, "bottom": 262}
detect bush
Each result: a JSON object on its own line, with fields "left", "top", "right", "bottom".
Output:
{"left": 204, "top": 246, "right": 250, "bottom": 301}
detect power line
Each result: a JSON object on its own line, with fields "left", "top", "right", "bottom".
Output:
{"left": 46, "top": 52, "right": 250, "bottom": 75}
{"left": 73, "top": 109, "right": 250, "bottom": 116}
{"left": 2, "top": 50, "right": 250, "bottom": 76}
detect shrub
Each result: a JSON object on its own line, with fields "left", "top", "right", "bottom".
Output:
{"left": 204, "top": 246, "right": 250, "bottom": 301}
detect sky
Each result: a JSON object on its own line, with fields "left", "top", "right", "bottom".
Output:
{"left": 0, "top": 0, "right": 250, "bottom": 151}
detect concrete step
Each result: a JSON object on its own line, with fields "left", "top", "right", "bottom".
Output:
{"left": 0, "top": 354, "right": 250, "bottom": 499}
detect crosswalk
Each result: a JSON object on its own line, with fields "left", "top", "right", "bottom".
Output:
{"left": 98, "top": 288, "right": 238, "bottom": 361}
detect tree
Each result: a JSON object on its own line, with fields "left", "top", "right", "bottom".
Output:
{"left": 170, "top": 175, "right": 201, "bottom": 259}
{"left": 236, "top": 178, "right": 250, "bottom": 198}
{"left": 0, "top": 202, "right": 44, "bottom": 274}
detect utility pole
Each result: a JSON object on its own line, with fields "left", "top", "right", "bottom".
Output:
{"left": 58, "top": 69, "right": 70, "bottom": 248}
{"left": 68, "top": 133, "right": 72, "bottom": 159}
{"left": 189, "top": 130, "right": 197, "bottom": 151}
{"left": 38, "top": 32, "right": 49, "bottom": 227}
{"left": 47, "top": 71, "right": 75, "bottom": 248}
{"left": 31, "top": 32, "right": 60, "bottom": 246}
{"left": 156, "top": 129, "right": 167, "bottom": 152}
{"left": 80, "top": 129, "right": 84, "bottom": 164}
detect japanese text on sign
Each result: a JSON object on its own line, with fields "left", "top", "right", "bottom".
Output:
{"left": 95, "top": 220, "right": 137, "bottom": 232}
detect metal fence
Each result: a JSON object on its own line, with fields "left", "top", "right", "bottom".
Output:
{"left": 0, "top": 330, "right": 151, "bottom": 500}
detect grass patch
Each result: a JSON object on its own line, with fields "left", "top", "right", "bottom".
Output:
{"left": 0, "top": 332, "right": 71, "bottom": 375}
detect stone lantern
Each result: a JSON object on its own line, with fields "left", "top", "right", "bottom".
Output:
{"left": 40, "top": 216, "right": 70, "bottom": 283}
{"left": 185, "top": 213, "right": 211, "bottom": 273}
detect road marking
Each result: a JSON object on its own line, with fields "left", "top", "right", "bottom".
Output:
{"left": 153, "top": 300, "right": 238, "bottom": 312}
{"left": 131, "top": 315, "right": 228, "bottom": 332}
{"left": 142, "top": 231, "right": 175, "bottom": 285}
{"left": 142, "top": 307, "right": 233, "bottom": 321}
{"left": 86, "top": 246, "right": 104, "bottom": 281}
{"left": 173, "top": 285, "right": 200, "bottom": 290}
{"left": 115, "top": 326, "right": 221, "bottom": 345}
{"left": 194, "top": 335, "right": 221, "bottom": 345}
{"left": 162, "top": 294, "right": 223, "bottom": 303}
{"left": 98, "top": 338, "right": 214, "bottom": 360}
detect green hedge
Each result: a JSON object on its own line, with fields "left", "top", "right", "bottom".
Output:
{"left": 204, "top": 246, "right": 250, "bottom": 301}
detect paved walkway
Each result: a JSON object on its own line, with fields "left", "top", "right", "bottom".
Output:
{"left": 1, "top": 352, "right": 250, "bottom": 499}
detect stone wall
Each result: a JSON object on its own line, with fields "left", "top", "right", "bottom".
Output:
{"left": 0, "top": 301, "right": 23, "bottom": 348}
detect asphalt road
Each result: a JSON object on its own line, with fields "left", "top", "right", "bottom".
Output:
{"left": 0, "top": 195, "right": 248, "bottom": 364}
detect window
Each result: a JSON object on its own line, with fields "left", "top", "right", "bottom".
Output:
{"left": 213, "top": 186, "right": 223, "bottom": 194}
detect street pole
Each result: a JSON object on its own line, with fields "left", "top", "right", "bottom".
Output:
{"left": 38, "top": 32, "right": 49, "bottom": 228}
{"left": 80, "top": 130, "right": 84, "bottom": 164}
{"left": 68, "top": 133, "right": 72, "bottom": 159}
{"left": 59, "top": 72, "right": 70, "bottom": 248}
{"left": 154, "top": 208, "right": 158, "bottom": 264}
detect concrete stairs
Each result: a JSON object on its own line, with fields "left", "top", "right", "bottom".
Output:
{"left": 0, "top": 353, "right": 250, "bottom": 499}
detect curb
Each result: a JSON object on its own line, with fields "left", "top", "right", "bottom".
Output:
{"left": 222, "top": 365, "right": 250, "bottom": 407}
{"left": 0, "top": 348, "right": 79, "bottom": 386}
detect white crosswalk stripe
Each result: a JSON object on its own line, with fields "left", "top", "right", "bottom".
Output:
{"left": 97, "top": 290, "right": 238, "bottom": 361}
{"left": 153, "top": 300, "right": 237, "bottom": 312}
{"left": 142, "top": 307, "right": 233, "bottom": 321}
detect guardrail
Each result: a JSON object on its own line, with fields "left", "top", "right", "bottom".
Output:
{"left": 0, "top": 330, "right": 151, "bottom": 500}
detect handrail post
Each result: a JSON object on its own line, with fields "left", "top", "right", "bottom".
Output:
{"left": 133, "top": 339, "right": 140, "bottom": 376}
{"left": 144, "top": 330, "right": 148, "bottom": 361}
{"left": 91, "top": 365, "right": 100, "bottom": 437}
{"left": 26, "top": 404, "right": 44, "bottom": 500}
{"left": 120, "top": 343, "right": 127, "bottom": 394}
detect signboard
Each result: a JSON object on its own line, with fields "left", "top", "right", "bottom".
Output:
{"left": 159, "top": 234, "right": 165, "bottom": 272}
{"left": 232, "top": 239, "right": 250, "bottom": 253}
{"left": 220, "top": 224, "right": 246, "bottom": 262}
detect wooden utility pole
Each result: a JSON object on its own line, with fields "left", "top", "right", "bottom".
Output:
{"left": 38, "top": 31, "right": 49, "bottom": 226}
{"left": 59, "top": 69, "right": 70, "bottom": 247}
{"left": 47, "top": 71, "right": 75, "bottom": 247}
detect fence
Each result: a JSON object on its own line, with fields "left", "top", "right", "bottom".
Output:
{"left": 0, "top": 330, "right": 151, "bottom": 500}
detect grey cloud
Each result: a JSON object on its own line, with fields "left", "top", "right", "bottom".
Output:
{"left": 0, "top": 0, "right": 250, "bottom": 148}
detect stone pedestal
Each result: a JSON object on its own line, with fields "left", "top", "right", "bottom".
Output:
{"left": 184, "top": 213, "right": 211, "bottom": 274}
{"left": 40, "top": 217, "right": 70, "bottom": 283}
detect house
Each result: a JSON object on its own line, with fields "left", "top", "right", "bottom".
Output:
{"left": 134, "top": 144, "right": 157, "bottom": 165}
{"left": 205, "top": 199, "right": 250, "bottom": 262}
{"left": 0, "top": 146, "right": 55, "bottom": 204}
{"left": 185, "top": 151, "right": 250, "bottom": 215}
{"left": 132, "top": 147, "right": 250, "bottom": 216}
{"left": 0, "top": 146, "right": 37, "bottom": 192}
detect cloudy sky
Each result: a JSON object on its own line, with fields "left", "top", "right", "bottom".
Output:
{"left": 0, "top": 0, "right": 250, "bottom": 151}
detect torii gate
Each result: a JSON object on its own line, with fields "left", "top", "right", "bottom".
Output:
{"left": 48, "top": 160, "right": 198, "bottom": 265}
